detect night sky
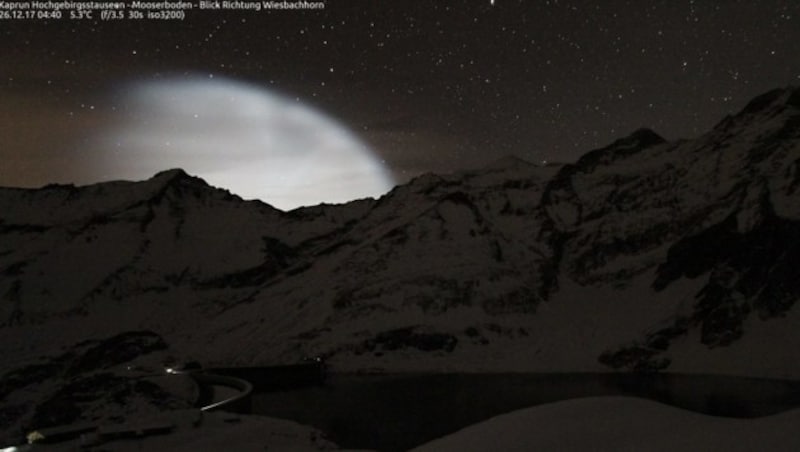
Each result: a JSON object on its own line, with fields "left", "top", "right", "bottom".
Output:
{"left": 2, "top": 0, "right": 799, "bottom": 208}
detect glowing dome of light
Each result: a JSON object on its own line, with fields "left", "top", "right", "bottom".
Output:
{"left": 97, "top": 76, "right": 394, "bottom": 210}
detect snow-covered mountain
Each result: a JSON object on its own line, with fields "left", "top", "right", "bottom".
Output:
{"left": 2, "top": 87, "right": 800, "bottom": 382}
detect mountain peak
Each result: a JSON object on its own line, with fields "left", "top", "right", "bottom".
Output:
{"left": 149, "top": 168, "right": 211, "bottom": 191}
{"left": 140, "top": 168, "right": 224, "bottom": 205}
{"left": 570, "top": 128, "right": 665, "bottom": 172}
{"left": 712, "top": 86, "right": 800, "bottom": 133}
{"left": 611, "top": 128, "right": 666, "bottom": 149}
{"left": 738, "top": 85, "right": 800, "bottom": 116}
{"left": 152, "top": 168, "right": 190, "bottom": 182}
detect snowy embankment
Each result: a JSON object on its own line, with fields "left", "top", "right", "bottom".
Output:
{"left": 413, "top": 396, "right": 800, "bottom": 452}
{"left": 27, "top": 409, "right": 337, "bottom": 451}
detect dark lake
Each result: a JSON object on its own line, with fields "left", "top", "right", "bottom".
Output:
{"left": 251, "top": 373, "right": 800, "bottom": 451}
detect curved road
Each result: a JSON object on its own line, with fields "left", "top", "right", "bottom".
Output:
{"left": 191, "top": 372, "right": 254, "bottom": 413}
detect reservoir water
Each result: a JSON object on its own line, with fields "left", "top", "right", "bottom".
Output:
{"left": 251, "top": 373, "right": 800, "bottom": 451}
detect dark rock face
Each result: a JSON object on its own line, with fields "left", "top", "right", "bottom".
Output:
{"left": 653, "top": 214, "right": 741, "bottom": 292}
{"left": 29, "top": 373, "right": 182, "bottom": 430}
{"left": 740, "top": 88, "right": 786, "bottom": 116}
{"left": 0, "top": 330, "right": 182, "bottom": 443}
{"left": 652, "top": 207, "right": 800, "bottom": 347}
{"left": 67, "top": 331, "right": 168, "bottom": 376}
{"left": 199, "top": 237, "right": 295, "bottom": 289}
{"left": 1, "top": 331, "right": 167, "bottom": 398}
{"left": 598, "top": 320, "right": 689, "bottom": 372}
{"left": 598, "top": 346, "right": 672, "bottom": 373}
{"left": 363, "top": 327, "right": 458, "bottom": 354}
{"left": 0, "top": 359, "right": 69, "bottom": 402}
{"left": 570, "top": 128, "right": 667, "bottom": 174}
{"left": 603, "top": 180, "right": 800, "bottom": 370}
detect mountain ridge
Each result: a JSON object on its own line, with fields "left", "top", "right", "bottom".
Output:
{"left": 1, "top": 87, "right": 799, "bottom": 381}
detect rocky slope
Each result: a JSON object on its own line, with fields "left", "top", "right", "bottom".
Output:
{"left": 1, "top": 87, "right": 799, "bottom": 382}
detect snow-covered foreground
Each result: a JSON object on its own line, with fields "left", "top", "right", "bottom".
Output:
{"left": 24, "top": 409, "right": 338, "bottom": 451}
{"left": 413, "top": 396, "right": 800, "bottom": 452}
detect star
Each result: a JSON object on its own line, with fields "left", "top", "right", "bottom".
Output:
{"left": 2, "top": 0, "right": 799, "bottom": 197}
